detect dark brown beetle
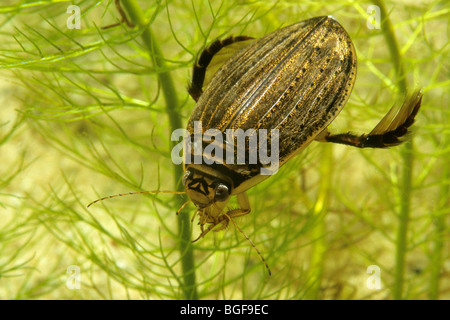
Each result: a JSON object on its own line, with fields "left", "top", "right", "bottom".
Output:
{"left": 90, "top": 16, "right": 422, "bottom": 275}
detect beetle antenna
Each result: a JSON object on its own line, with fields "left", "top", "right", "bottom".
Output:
{"left": 222, "top": 211, "right": 272, "bottom": 276}
{"left": 87, "top": 190, "right": 185, "bottom": 208}
{"left": 176, "top": 200, "right": 191, "bottom": 215}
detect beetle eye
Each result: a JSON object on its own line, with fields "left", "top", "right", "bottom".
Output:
{"left": 214, "top": 183, "right": 230, "bottom": 202}
{"left": 182, "top": 170, "right": 192, "bottom": 186}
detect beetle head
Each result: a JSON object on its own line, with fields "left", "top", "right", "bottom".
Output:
{"left": 182, "top": 167, "right": 232, "bottom": 208}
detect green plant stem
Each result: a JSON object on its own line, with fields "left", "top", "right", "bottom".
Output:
{"left": 374, "top": 0, "right": 407, "bottom": 95}
{"left": 428, "top": 161, "right": 448, "bottom": 299}
{"left": 428, "top": 105, "right": 449, "bottom": 299}
{"left": 375, "top": 0, "right": 411, "bottom": 300}
{"left": 119, "top": 0, "right": 197, "bottom": 299}
{"left": 305, "top": 144, "right": 332, "bottom": 299}
{"left": 394, "top": 143, "right": 413, "bottom": 300}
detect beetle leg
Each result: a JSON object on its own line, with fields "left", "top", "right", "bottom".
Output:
{"left": 236, "top": 192, "right": 250, "bottom": 212}
{"left": 188, "top": 36, "right": 254, "bottom": 101}
{"left": 192, "top": 216, "right": 224, "bottom": 242}
{"left": 316, "top": 90, "right": 422, "bottom": 148}
{"left": 192, "top": 204, "right": 225, "bottom": 242}
{"left": 192, "top": 192, "right": 251, "bottom": 242}
{"left": 192, "top": 210, "right": 250, "bottom": 242}
{"left": 222, "top": 192, "right": 251, "bottom": 220}
{"left": 213, "top": 192, "right": 251, "bottom": 231}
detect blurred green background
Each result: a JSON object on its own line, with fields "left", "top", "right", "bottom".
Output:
{"left": 0, "top": 0, "right": 448, "bottom": 299}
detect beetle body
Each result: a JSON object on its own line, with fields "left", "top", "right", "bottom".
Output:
{"left": 188, "top": 16, "right": 356, "bottom": 166}
{"left": 88, "top": 16, "right": 422, "bottom": 274}
{"left": 185, "top": 16, "right": 355, "bottom": 238}
{"left": 183, "top": 16, "right": 422, "bottom": 241}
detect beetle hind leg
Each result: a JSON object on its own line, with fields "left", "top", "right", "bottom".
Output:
{"left": 316, "top": 90, "right": 423, "bottom": 148}
{"left": 188, "top": 36, "right": 254, "bottom": 101}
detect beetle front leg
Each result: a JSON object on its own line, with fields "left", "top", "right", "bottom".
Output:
{"left": 212, "top": 192, "right": 251, "bottom": 232}
{"left": 192, "top": 192, "right": 251, "bottom": 242}
{"left": 226, "top": 191, "right": 251, "bottom": 220}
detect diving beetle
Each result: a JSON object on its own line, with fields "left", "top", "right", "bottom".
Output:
{"left": 182, "top": 16, "right": 421, "bottom": 240}
{"left": 90, "top": 16, "right": 422, "bottom": 275}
